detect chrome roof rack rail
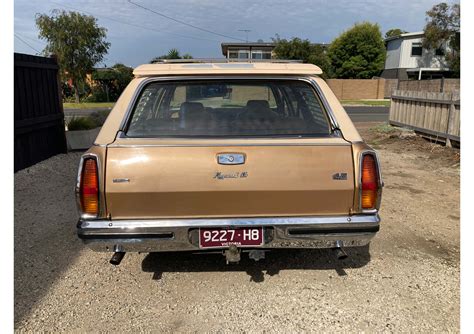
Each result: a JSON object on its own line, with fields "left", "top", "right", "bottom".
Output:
{"left": 151, "top": 58, "right": 304, "bottom": 64}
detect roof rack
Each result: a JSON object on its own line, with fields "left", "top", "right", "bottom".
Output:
{"left": 151, "top": 58, "right": 304, "bottom": 64}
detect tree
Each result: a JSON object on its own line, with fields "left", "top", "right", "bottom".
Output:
{"left": 90, "top": 63, "right": 133, "bottom": 102}
{"left": 150, "top": 48, "right": 193, "bottom": 63}
{"left": 385, "top": 28, "right": 408, "bottom": 39}
{"left": 36, "top": 10, "right": 110, "bottom": 103}
{"left": 423, "top": 2, "right": 460, "bottom": 77}
{"left": 328, "top": 22, "right": 386, "bottom": 79}
{"left": 272, "top": 36, "right": 333, "bottom": 78}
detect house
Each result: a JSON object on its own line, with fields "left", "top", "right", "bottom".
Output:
{"left": 381, "top": 32, "right": 450, "bottom": 80}
{"left": 221, "top": 42, "right": 276, "bottom": 60}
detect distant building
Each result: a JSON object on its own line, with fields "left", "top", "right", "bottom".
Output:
{"left": 221, "top": 42, "right": 276, "bottom": 60}
{"left": 381, "top": 32, "right": 450, "bottom": 80}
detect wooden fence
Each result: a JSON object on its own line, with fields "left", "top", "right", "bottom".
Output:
{"left": 389, "top": 90, "right": 460, "bottom": 145}
{"left": 14, "top": 53, "right": 67, "bottom": 172}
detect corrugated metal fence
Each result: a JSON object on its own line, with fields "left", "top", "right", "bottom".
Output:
{"left": 389, "top": 90, "right": 460, "bottom": 145}
{"left": 14, "top": 53, "right": 67, "bottom": 172}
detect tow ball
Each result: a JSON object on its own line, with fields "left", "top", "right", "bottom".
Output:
{"left": 224, "top": 245, "right": 241, "bottom": 264}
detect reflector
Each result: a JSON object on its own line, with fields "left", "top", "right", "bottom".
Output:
{"left": 361, "top": 154, "right": 378, "bottom": 209}
{"left": 81, "top": 158, "right": 99, "bottom": 216}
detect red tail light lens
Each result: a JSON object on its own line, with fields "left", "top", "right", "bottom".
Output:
{"left": 80, "top": 158, "right": 99, "bottom": 216}
{"left": 361, "top": 154, "right": 379, "bottom": 210}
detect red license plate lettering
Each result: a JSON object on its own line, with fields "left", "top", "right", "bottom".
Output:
{"left": 199, "top": 228, "right": 264, "bottom": 248}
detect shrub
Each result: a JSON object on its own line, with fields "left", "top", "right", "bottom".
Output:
{"left": 67, "top": 110, "right": 111, "bottom": 131}
{"left": 88, "top": 110, "right": 110, "bottom": 127}
{"left": 67, "top": 117, "right": 99, "bottom": 131}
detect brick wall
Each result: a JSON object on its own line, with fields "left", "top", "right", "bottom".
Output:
{"left": 326, "top": 78, "right": 386, "bottom": 100}
{"left": 397, "top": 78, "right": 460, "bottom": 93}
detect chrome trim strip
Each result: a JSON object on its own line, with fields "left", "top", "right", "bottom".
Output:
{"left": 107, "top": 141, "right": 350, "bottom": 148}
{"left": 79, "top": 214, "right": 380, "bottom": 231}
{"left": 117, "top": 75, "right": 340, "bottom": 137}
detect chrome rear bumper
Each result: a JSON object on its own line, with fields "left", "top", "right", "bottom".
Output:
{"left": 77, "top": 214, "right": 380, "bottom": 252}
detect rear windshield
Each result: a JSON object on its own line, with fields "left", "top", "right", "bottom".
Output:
{"left": 126, "top": 80, "right": 331, "bottom": 137}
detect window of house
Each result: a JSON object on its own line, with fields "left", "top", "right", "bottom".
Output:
{"left": 411, "top": 42, "right": 423, "bottom": 56}
{"left": 251, "top": 51, "right": 263, "bottom": 59}
{"left": 238, "top": 51, "right": 249, "bottom": 59}
{"left": 435, "top": 47, "right": 445, "bottom": 56}
{"left": 228, "top": 51, "right": 238, "bottom": 59}
{"left": 262, "top": 52, "right": 271, "bottom": 59}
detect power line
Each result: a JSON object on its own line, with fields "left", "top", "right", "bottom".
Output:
{"left": 127, "top": 0, "right": 246, "bottom": 42}
{"left": 15, "top": 33, "right": 46, "bottom": 47}
{"left": 50, "top": 1, "right": 220, "bottom": 43}
{"left": 14, "top": 34, "right": 41, "bottom": 54}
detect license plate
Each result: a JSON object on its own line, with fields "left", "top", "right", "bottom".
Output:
{"left": 199, "top": 227, "right": 264, "bottom": 248}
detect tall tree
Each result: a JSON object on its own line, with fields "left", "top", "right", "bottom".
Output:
{"left": 36, "top": 10, "right": 110, "bottom": 103}
{"left": 423, "top": 2, "right": 460, "bottom": 77}
{"left": 328, "top": 22, "right": 386, "bottom": 79}
{"left": 272, "top": 36, "right": 333, "bottom": 78}
{"left": 385, "top": 28, "right": 408, "bottom": 39}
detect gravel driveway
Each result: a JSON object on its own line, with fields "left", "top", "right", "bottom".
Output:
{"left": 14, "top": 123, "right": 460, "bottom": 332}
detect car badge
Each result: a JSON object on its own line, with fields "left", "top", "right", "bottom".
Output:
{"left": 217, "top": 153, "right": 245, "bottom": 165}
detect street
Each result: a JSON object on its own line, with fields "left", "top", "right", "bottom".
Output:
{"left": 344, "top": 106, "right": 389, "bottom": 122}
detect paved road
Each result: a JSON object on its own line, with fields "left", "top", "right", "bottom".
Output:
{"left": 344, "top": 106, "right": 389, "bottom": 122}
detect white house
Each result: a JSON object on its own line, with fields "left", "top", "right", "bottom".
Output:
{"left": 381, "top": 32, "right": 450, "bottom": 80}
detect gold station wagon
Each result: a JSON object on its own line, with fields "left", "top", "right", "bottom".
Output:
{"left": 75, "top": 60, "right": 383, "bottom": 265}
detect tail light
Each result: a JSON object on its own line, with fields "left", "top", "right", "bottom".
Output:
{"left": 79, "top": 157, "right": 99, "bottom": 217}
{"left": 361, "top": 153, "right": 381, "bottom": 210}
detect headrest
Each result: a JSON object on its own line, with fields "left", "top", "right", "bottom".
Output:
{"left": 246, "top": 100, "right": 270, "bottom": 110}
{"left": 242, "top": 99, "right": 277, "bottom": 120}
{"left": 179, "top": 102, "right": 204, "bottom": 120}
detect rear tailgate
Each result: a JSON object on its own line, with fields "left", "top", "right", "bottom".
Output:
{"left": 105, "top": 139, "right": 354, "bottom": 219}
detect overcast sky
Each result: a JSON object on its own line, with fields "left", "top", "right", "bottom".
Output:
{"left": 14, "top": 0, "right": 455, "bottom": 67}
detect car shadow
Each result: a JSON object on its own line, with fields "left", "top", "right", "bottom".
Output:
{"left": 142, "top": 246, "right": 371, "bottom": 283}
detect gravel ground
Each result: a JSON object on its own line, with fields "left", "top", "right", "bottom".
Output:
{"left": 14, "top": 123, "right": 459, "bottom": 332}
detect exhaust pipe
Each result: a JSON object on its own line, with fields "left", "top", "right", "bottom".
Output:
{"left": 333, "top": 240, "right": 348, "bottom": 260}
{"left": 110, "top": 252, "right": 126, "bottom": 265}
{"left": 334, "top": 247, "right": 348, "bottom": 260}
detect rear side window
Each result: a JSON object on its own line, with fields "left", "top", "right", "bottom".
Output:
{"left": 126, "top": 80, "right": 331, "bottom": 137}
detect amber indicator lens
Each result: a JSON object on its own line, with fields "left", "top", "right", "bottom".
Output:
{"left": 81, "top": 158, "right": 99, "bottom": 215}
{"left": 361, "top": 154, "right": 378, "bottom": 209}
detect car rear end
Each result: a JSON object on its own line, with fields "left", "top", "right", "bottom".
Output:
{"left": 76, "top": 62, "right": 382, "bottom": 264}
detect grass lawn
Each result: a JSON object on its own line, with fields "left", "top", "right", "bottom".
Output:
{"left": 63, "top": 102, "right": 115, "bottom": 109}
{"left": 340, "top": 99, "right": 391, "bottom": 107}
